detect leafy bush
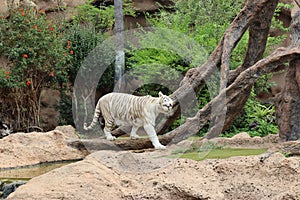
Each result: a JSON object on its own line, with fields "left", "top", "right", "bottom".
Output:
{"left": 73, "top": 0, "right": 135, "bottom": 32}
{"left": 63, "top": 25, "right": 107, "bottom": 85}
{"left": 222, "top": 90, "right": 278, "bottom": 138}
{"left": 0, "top": 8, "right": 70, "bottom": 130}
{"left": 58, "top": 24, "right": 114, "bottom": 125}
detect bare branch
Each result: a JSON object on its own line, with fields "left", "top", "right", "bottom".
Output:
{"left": 294, "top": 0, "right": 300, "bottom": 9}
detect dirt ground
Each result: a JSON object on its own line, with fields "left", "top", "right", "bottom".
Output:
{"left": 6, "top": 131, "right": 300, "bottom": 200}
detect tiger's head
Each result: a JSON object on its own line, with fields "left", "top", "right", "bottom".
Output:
{"left": 0, "top": 121, "right": 12, "bottom": 139}
{"left": 158, "top": 91, "right": 173, "bottom": 114}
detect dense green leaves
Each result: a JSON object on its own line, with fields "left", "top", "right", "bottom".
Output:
{"left": 222, "top": 90, "right": 278, "bottom": 138}
{"left": 0, "top": 8, "right": 71, "bottom": 130}
{"left": 0, "top": 8, "right": 70, "bottom": 89}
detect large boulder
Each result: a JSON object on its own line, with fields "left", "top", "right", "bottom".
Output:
{"left": 0, "top": 129, "right": 85, "bottom": 169}
{"left": 6, "top": 151, "right": 300, "bottom": 200}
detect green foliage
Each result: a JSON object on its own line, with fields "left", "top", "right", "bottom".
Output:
{"left": 127, "top": 48, "right": 187, "bottom": 95}
{"left": 265, "top": 2, "right": 292, "bottom": 53}
{"left": 127, "top": 0, "right": 245, "bottom": 92}
{"left": 64, "top": 24, "right": 106, "bottom": 84}
{"left": 230, "top": 31, "right": 249, "bottom": 69}
{"left": 73, "top": 0, "right": 136, "bottom": 31}
{"left": 58, "top": 93, "right": 74, "bottom": 126}
{"left": 127, "top": 49, "right": 184, "bottom": 71}
{"left": 73, "top": 0, "right": 114, "bottom": 31}
{"left": 273, "top": 2, "right": 293, "bottom": 32}
{"left": 0, "top": 8, "right": 69, "bottom": 89}
{"left": 0, "top": 8, "right": 70, "bottom": 130}
{"left": 223, "top": 90, "right": 278, "bottom": 138}
{"left": 147, "top": 0, "right": 244, "bottom": 53}
{"left": 59, "top": 24, "right": 116, "bottom": 125}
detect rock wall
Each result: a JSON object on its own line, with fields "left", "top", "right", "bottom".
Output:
{"left": 0, "top": 0, "right": 8, "bottom": 16}
{"left": 0, "top": 0, "right": 86, "bottom": 16}
{"left": 39, "top": 89, "right": 61, "bottom": 131}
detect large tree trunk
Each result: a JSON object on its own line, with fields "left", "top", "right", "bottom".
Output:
{"left": 156, "top": 0, "right": 279, "bottom": 137}
{"left": 208, "top": 0, "right": 278, "bottom": 138}
{"left": 275, "top": 9, "right": 300, "bottom": 141}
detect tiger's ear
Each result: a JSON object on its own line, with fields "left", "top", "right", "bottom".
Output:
{"left": 158, "top": 91, "right": 163, "bottom": 97}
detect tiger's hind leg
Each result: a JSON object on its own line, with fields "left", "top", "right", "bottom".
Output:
{"left": 104, "top": 127, "right": 116, "bottom": 141}
{"left": 130, "top": 126, "right": 140, "bottom": 139}
{"left": 103, "top": 120, "right": 116, "bottom": 141}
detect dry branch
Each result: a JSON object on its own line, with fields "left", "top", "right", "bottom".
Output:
{"left": 156, "top": 0, "right": 279, "bottom": 135}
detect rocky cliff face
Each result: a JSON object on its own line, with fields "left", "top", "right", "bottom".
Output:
{"left": 0, "top": 0, "right": 86, "bottom": 17}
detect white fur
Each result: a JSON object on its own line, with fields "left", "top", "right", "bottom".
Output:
{"left": 84, "top": 92, "right": 173, "bottom": 149}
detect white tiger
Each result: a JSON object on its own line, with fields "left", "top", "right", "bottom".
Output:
{"left": 83, "top": 92, "right": 173, "bottom": 149}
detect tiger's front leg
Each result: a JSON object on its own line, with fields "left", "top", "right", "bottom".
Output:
{"left": 143, "top": 124, "right": 166, "bottom": 149}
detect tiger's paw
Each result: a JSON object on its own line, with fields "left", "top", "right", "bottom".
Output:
{"left": 130, "top": 134, "right": 141, "bottom": 140}
{"left": 106, "top": 135, "right": 116, "bottom": 141}
{"left": 154, "top": 144, "right": 166, "bottom": 150}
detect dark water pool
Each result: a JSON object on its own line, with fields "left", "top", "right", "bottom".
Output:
{"left": 0, "top": 160, "right": 79, "bottom": 199}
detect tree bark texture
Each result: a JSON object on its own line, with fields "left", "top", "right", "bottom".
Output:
{"left": 159, "top": 0, "right": 279, "bottom": 138}
{"left": 275, "top": 10, "right": 300, "bottom": 141}
{"left": 219, "top": 0, "right": 279, "bottom": 134}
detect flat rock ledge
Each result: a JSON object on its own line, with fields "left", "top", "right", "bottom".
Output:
{"left": 0, "top": 126, "right": 86, "bottom": 169}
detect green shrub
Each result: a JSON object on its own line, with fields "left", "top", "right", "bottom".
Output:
{"left": 0, "top": 8, "right": 70, "bottom": 130}
{"left": 73, "top": 0, "right": 135, "bottom": 32}
{"left": 222, "top": 90, "right": 278, "bottom": 138}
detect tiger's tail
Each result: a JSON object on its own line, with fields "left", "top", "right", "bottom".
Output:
{"left": 83, "top": 104, "right": 101, "bottom": 130}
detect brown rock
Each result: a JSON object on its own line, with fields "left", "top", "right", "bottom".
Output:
{"left": 55, "top": 125, "right": 79, "bottom": 139}
{"left": 0, "top": 130, "right": 86, "bottom": 169}
{"left": 231, "top": 132, "right": 251, "bottom": 140}
{"left": 0, "top": 0, "right": 8, "bottom": 16}
{"left": 39, "top": 89, "right": 61, "bottom": 131}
